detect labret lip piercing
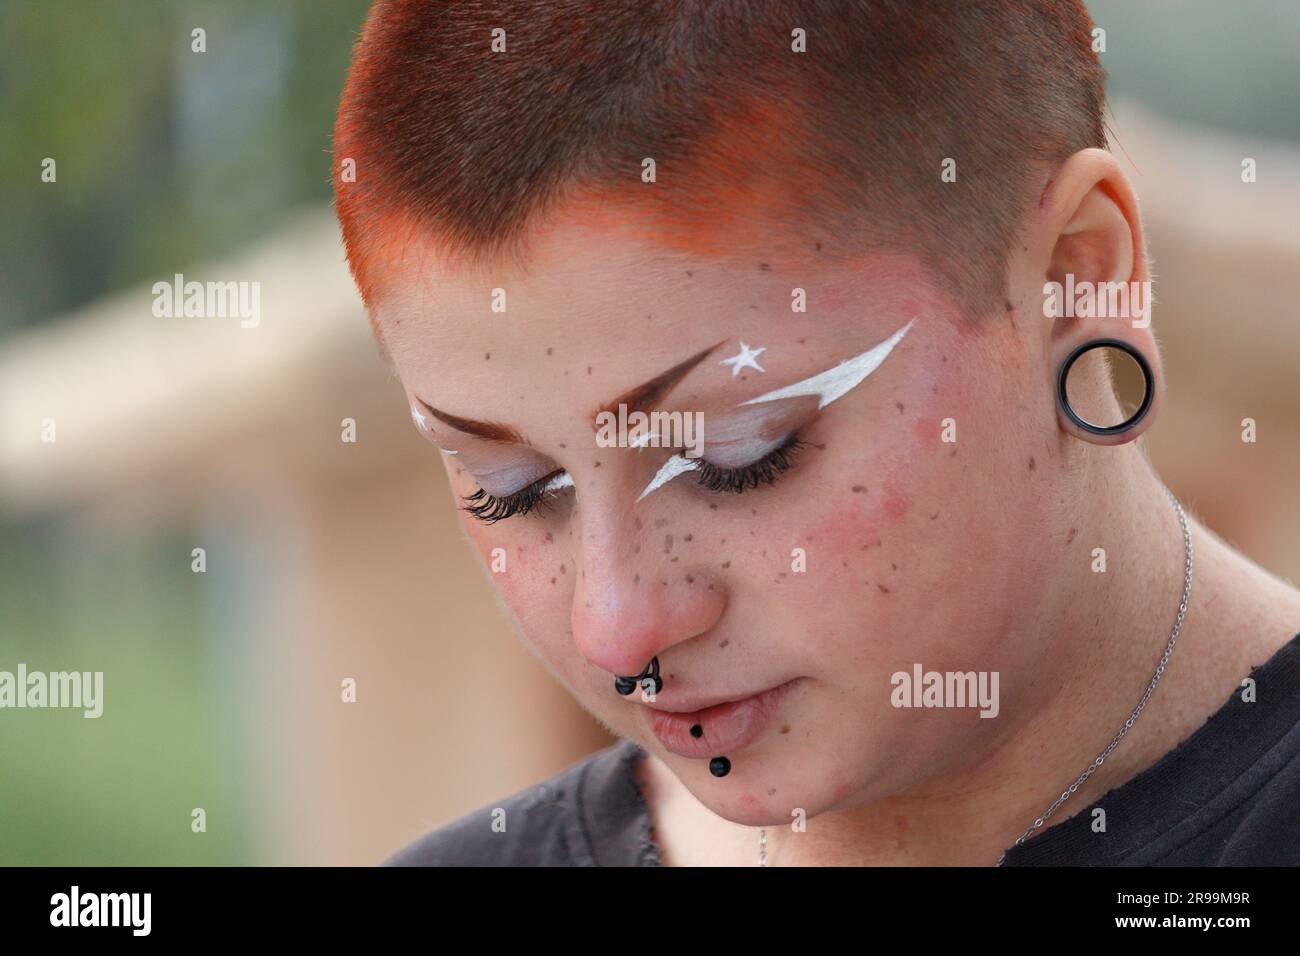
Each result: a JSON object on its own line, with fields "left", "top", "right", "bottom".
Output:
{"left": 615, "top": 664, "right": 732, "bottom": 777}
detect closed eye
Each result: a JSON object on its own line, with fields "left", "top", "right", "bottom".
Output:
{"left": 693, "top": 433, "right": 804, "bottom": 493}
{"left": 462, "top": 470, "right": 572, "bottom": 523}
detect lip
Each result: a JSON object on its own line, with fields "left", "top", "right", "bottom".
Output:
{"left": 644, "top": 679, "right": 800, "bottom": 759}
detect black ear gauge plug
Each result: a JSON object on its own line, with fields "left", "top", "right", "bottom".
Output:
{"left": 709, "top": 756, "right": 731, "bottom": 778}
{"left": 615, "top": 656, "right": 663, "bottom": 696}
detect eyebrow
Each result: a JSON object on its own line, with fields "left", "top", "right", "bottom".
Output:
{"left": 415, "top": 399, "right": 525, "bottom": 444}
{"left": 414, "top": 341, "right": 723, "bottom": 444}
{"left": 596, "top": 341, "right": 723, "bottom": 419}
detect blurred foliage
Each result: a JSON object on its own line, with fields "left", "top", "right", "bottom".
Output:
{"left": 0, "top": 0, "right": 370, "bottom": 336}
{"left": 0, "top": 517, "right": 257, "bottom": 864}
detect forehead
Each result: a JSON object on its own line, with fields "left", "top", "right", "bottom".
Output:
{"left": 375, "top": 214, "right": 948, "bottom": 415}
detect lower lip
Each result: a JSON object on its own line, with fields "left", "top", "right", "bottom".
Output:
{"left": 647, "top": 680, "right": 799, "bottom": 759}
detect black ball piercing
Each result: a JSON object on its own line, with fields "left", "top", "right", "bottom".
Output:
{"left": 709, "top": 756, "right": 731, "bottom": 777}
{"left": 615, "top": 656, "right": 662, "bottom": 696}
{"left": 690, "top": 724, "right": 703, "bottom": 738}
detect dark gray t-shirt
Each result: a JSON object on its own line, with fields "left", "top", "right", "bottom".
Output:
{"left": 385, "top": 632, "right": 1300, "bottom": 866}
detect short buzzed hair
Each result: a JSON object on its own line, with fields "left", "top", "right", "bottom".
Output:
{"left": 333, "top": 0, "right": 1106, "bottom": 322}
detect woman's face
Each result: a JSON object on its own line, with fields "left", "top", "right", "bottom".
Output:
{"left": 376, "top": 215, "right": 1065, "bottom": 824}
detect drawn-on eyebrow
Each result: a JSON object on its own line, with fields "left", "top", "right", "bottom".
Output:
{"left": 595, "top": 341, "right": 724, "bottom": 421}
{"left": 414, "top": 398, "right": 526, "bottom": 445}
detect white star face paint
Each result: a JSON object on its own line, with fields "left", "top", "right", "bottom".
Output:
{"left": 719, "top": 342, "right": 766, "bottom": 377}
{"left": 742, "top": 320, "right": 913, "bottom": 410}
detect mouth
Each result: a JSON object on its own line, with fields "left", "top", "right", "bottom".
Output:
{"left": 642, "top": 678, "right": 801, "bottom": 759}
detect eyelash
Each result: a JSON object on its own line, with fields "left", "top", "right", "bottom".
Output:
{"left": 461, "top": 434, "right": 805, "bottom": 523}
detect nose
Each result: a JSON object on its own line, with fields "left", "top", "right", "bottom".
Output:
{"left": 570, "top": 496, "right": 726, "bottom": 683}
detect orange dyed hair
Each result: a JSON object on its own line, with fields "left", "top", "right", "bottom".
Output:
{"left": 333, "top": 0, "right": 1106, "bottom": 331}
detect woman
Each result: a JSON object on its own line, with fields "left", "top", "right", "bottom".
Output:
{"left": 332, "top": 0, "right": 1300, "bottom": 865}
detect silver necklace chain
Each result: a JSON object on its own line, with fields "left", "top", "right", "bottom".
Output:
{"left": 759, "top": 484, "right": 1193, "bottom": 868}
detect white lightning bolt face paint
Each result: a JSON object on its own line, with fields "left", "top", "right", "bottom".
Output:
{"left": 634, "top": 319, "right": 915, "bottom": 501}
{"left": 742, "top": 320, "right": 913, "bottom": 410}
{"left": 636, "top": 455, "right": 701, "bottom": 502}
{"left": 542, "top": 472, "right": 574, "bottom": 493}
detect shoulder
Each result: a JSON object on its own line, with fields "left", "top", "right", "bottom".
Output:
{"left": 383, "top": 738, "right": 654, "bottom": 867}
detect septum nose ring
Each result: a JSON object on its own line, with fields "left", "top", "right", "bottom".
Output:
{"left": 615, "top": 656, "right": 662, "bottom": 696}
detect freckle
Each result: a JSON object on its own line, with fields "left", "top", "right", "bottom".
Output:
{"left": 758, "top": 262, "right": 771, "bottom": 271}
{"left": 949, "top": 447, "right": 957, "bottom": 456}
{"left": 891, "top": 562, "right": 897, "bottom": 571}
{"left": 1066, "top": 527, "right": 1078, "bottom": 544}
{"left": 655, "top": 518, "right": 669, "bottom": 529}
{"left": 685, "top": 575, "right": 694, "bottom": 584}
{"left": 670, "top": 556, "right": 679, "bottom": 562}
{"left": 587, "top": 366, "right": 592, "bottom": 375}
{"left": 585, "top": 601, "right": 591, "bottom": 608}
{"left": 684, "top": 533, "right": 693, "bottom": 542}
{"left": 559, "top": 564, "right": 566, "bottom": 574}
{"left": 877, "top": 583, "right": 890, "bottom": 594}
{"left": 634, "top": 545, "right": 640, "bottom": 553}
{"left": 751, "top": 508, "right": 757, "bottom": 516}
{"left": 719, "top": 639, "right": 730, "bottom": 648}
{"left": 662, "top": 580, "right": 668, "bottom": 586}
{"left": 721, "top": 561, "right": 731, "bottom": 568}
{"left": 546, "top": 347, "right": 553, "bottom": 355}
{"left": 635, "top": 517, "right": 643, "bottom": 530}
{"left": 748, "top": 304, "right": 758, "bottom": 310}
{"left": 706, "top": 583, "right": 715, "bottom": 591}
{"left": 876, "top": 538, "right": 882, "bottom": 547}
{"left": 664, "top": 535, "right": 673, "bottom": 552}
{"left": 545, "top": 532, "right": 553, "bottom": 543}
{"left": 559, "top": 442, "right": 567, "bottom": 448}
{"left": 895, "top": 402, "right": 904, "bottom": 413}
{"left": 634, "top": 573, "right": 640, "bottom": 583}
{"left": 709, "top": 503, "right": 718, "bottom": 510}
{"left": 761, "top": 549, "right": 767, "bottom": 557}
{"left": 485, "top": 352, "right": 491, "bottom": 360}
{"left": 812, "top": 443, "right": 826, "bottom": 451}
{"left": 929, "top": 512, "right": 939, "bottom": 520}
{"left": 768, "top": 787, "right": 777, "bottom": 796}
{"left": 550, "top": 577, "right": 556, "bottom": 585}
{"left": 593, "top": 461, "right": 601, "bottom": 468}
{"left": 778, "top": 571, "right": 786, "bottom": 577}
{"left": 1005, "top": 300, "right": 1014, "bottom": 313}
{"left": 841, "top": 561, "right": 847, "bottom": 567}
{"left": 1028, "top": 456, "right": 1036, "bottom": 471}
{"left": 720, "top": 538, "right": 726, "bottom": 544}
{"left": 780, "top": 725, "right": 791, "bottom": 735}
{"left": 852, "top": 485, "right": 865, "bottom": 493}
{"left": 942, "top": 354, "right": 947, "bottom": 363}
{"left": 685, "top": 270, "right": 693, "bottom": 277}
{"left": 798, "top": 337, "right": 806, "bottom": 345}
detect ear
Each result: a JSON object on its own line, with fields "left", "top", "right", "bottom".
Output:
{"left": 1036, "top": 148, "right": 1161, "bottom": 446}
